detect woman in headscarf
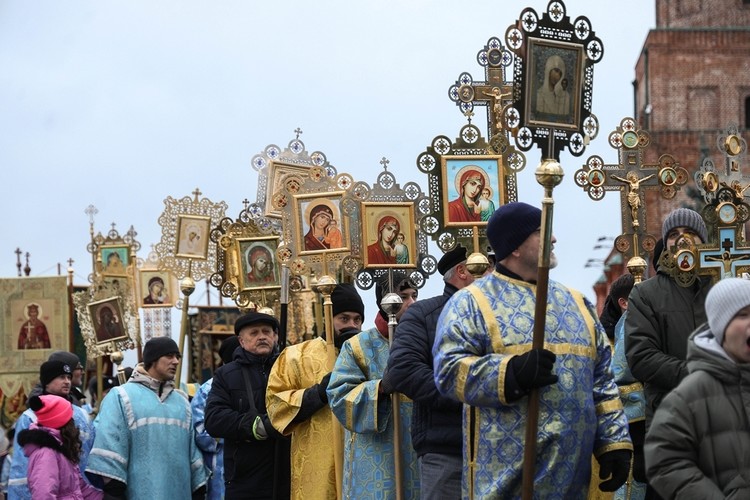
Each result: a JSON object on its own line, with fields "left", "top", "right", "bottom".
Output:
{"left": 448, "top": 167, "right": 485, "bottom": 223}
{"left": 303, "top": 203, "right": 336, "bottom": 251}
{"left": 366, "top": 215, "right": 400, "bottom": 265}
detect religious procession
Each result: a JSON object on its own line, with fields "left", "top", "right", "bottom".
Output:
{"left": 2, "top": 1, "right": 750, "bottom": 499}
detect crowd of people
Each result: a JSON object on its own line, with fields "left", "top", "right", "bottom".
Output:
{"left": 2, "top": 202, "right": 748, "bottom": 499}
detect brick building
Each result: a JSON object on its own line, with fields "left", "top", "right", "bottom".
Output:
{"left": 594, "top": 0, "right": 750, "bottom": 312}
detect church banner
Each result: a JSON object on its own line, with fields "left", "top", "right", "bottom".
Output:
{"left": 0, "top": 276, "right": 70, "bottom": 395}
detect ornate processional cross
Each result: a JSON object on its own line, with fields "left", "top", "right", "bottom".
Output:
{"left": 574, "top": 118, "right": 688, "bottom": 280}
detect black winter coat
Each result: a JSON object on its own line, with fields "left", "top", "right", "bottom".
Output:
{"left": 205, "top": 346, "right": 290, "bottom": 499}
{"left": 624, "top": 272, "right": 711, "bottom": 427}
{"left": 382, "top": 283, "right": 462, "bottom": 457}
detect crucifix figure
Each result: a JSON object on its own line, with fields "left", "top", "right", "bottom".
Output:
{"left": 610, "top": 171, "right": 657, "bottom": 228}
{"left": 699, "top": 227, "right": 750, "bottom": 280}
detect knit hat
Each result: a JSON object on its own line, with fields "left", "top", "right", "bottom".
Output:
{"left": 218, "top": 336, "right": 241, "bottom": 364}
{"left": 40, "top": 360, "right": 72, "bottom": 387}
{"left": 487, "top": 202, "right": 542, "bottom": 261}
{"left": 28, "top": 394, "right": 73, "bottom": 429}
{"left": 48, "top": 351, "right": 83, "bottom": 370}
{"left": 661, "top": 208, "right": 707, "bottom": 244}
{"left": 331, "top": 283, "right": 365, "bottom": 319}
{"left": 233, "top": 312, "right": 279, "bottom": 335}
{"left": 437, "top": 246, "right": 468, "bottom": 276}
{"left": 705, "top": 277, "right": 750, "bottom": 344}
{"left": 142, "top": 336, "right": 181, "bottom": 365}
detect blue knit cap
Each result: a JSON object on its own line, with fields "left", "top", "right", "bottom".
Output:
{"left": 487, "top": 202, "right": 542, "bottom": 261}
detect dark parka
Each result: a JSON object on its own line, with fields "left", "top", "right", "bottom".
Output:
{"left": 382, "top": 283, "right": 462, "bottom": 457}
{"left": 624, "top": 272, "right": 712, "bottom": 425}
{"left": 205, "top": 347, "right": 290, "bottom": 499}
{"left": 645, "top": 328, "right": 750, "bottom": 499}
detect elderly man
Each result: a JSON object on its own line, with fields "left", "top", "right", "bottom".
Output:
{"left": 381, "top": 245, "right": 477, "bottom": 499}
{"left": 327, "top": 272, "right": 420, "bottom": 499}
{"left": 205, "top": 312, "right": 290, "bottom": 499}
{"left": 85, "top": 336, "right": 208, "bottom": 499}
{"left": 433, "top": 202, "right": 632, "bottom": 498}
{"left": 8, "top": 360, "right": 95, "bottom": 500}
{"left": 265, "top": 283, "right": 365, "bottom": 500}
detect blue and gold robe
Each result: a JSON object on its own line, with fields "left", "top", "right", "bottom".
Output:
{"left": 434, "top": 272, "right": 632, "bottom": 499}
{"left": 328, "top": 327, "right": 420, "bottom": 499}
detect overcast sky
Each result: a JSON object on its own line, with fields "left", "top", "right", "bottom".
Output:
{"left": 0, "top": 1, "right": 656, "bottom": 329}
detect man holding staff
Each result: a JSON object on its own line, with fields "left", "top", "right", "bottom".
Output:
{"left": 433, "top": 202, "right": 632, "bottom": 498}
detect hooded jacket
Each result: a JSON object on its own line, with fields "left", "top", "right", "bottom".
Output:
{"left": 18, "top": 424, "right": 101, "bottom": 500}
{"left": 645, "top": 327, "right": 750, "bottom": 499}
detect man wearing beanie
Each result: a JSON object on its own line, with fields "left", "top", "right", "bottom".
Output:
{"left": 8, "top": 360, "right": 95, "bottom": 500}
{"left": 625, "top": 207, "right": 712, "bottom": 440}
{"left": 326, "top": 272, "right": 420, "bottom": 498}
{"left": 382, "top": 245, "right": 479, "bottom": 499}
{"left": 266, "top": 283, "right": 365, "bottom": 500}
{"left": 86, "top": 336, "right": 208, "bottom": 499}
{"left": 191, "top": 335, "right": 239, "bottom": 500}
{"left": 645, "top": 278, "right": 750, "bottom": 498}
{"left": 434, "top": 202, "right": 632, "bottom": 498}
{"left": 205, "top": 312, "right": 290, "bottom": 499}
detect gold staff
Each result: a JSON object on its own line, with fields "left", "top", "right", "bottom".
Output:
{"left": 380, "top": 291, "right": 405, "bottom": 500}
{"left": 314, "top": 275, "right": 343, "bottom": 499}
{"left": 521, "top": 157, "right": 564, "bottom": 500}
{"left": 175, "top": 261, "right": 195, "bottom": 388}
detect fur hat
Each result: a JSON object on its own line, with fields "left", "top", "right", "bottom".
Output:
{"left": 331, "top": 283, "right": 365, "bottom": 319}
{"left": 48, "top": 351, "right": 83, "bottom": 370}
{"left": 437, "top": 245, "right": 468, "bottom": 276}
{"left": 40, "top": 360, "right": 72, "bottom": 388}
{"left": 218, "top": 336, "right": 241, "bottom": 364}
{"left": 705, "top": 278, "right": 750, "bottom": 344}
{"left": 233, "top": 312, "right": 279, "bottom": 335}
{"left": 142, "top": 336, "right": 181, "bottom": 365}
{"left": 29, "top": 394, "right": 73, "bottom": 429}
{"left": 487, "top": 202, "right": 542, "bottom": 262}
{"left": 661, "top": 208, "right": 707, "bottom": 243}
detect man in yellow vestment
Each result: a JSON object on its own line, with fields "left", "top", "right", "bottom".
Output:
{"left": 265, "top": 284, "right": 365, "bottom": 500}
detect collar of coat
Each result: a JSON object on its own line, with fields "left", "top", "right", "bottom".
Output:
{"left": 132, "top": 365, "right": 176, "bottom": 401}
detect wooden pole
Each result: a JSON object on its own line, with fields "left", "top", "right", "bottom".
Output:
{"left": 521, "top": 158, "right": 564, "bottom": 500}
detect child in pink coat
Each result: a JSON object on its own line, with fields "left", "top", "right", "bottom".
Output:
{"left": 17, "top": 394, "right": 102, "bottom": 500}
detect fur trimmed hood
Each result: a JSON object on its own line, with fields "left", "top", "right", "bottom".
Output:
{"left": 17, "top": 425, "right": 64, "bottom": 458}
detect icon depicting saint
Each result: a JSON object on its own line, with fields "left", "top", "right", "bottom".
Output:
{"left": 95, "top": 304, "right": 124, "bottom": 342}
{"left": 448, "top": 166, "right": 489, "bottom": 223}
{"left": 143, "top": 276, "right": 170, "bottom": 305}
{"left": 367, "top": 215, "right": 401, "bottom": 265}
{"left": 18, "top": 303, "right": 51, "bottom": 350}
{"left": 303, "top": 201, "right": 344, "bottom": 251}
{"left": 245, "top": 245, "right": 276, "bottom": 284}
{"left": 536, "top": 55, "right": 570, "bottom": 115}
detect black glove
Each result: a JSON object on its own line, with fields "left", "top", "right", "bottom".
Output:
{"left": 316, "top": 372, "right": 332, "bottom": 403}
{"left": 598, "top": 449, "right": 632, "bottom": 492}
{"left": 509, "top": 348, "right": 558, "bottom": 393}
{"left": 629, "top": 420, "right": 646, "bottom": 483}
{"left": 191, "top": 485, "right": 207, "bottom": 500}
{"left": 102, "top": 479, "right": 127, "bottom": 500}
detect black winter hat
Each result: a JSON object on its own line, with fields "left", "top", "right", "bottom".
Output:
{"left": 40, "top": 360, "right": 72, "bottom": 387}
{"left": 218, "top": 336, "right": 241, "bottom": 364}
{"left": 487, "top": 202, "right": 542, "bottom": 262}
{"left": 48, "top": 351, "right": 83, "bottom": 370}
{"left": 437, "top": 245, "right": 468, "bottom": 276}
{"left": 142, "top": 336, "right": 181, "bottom": 365}
{"left": 233, "top": 312, "right": 279, "bottom": 335}
{"left": 331, "top": 283, "right": 365, "bottom": 319}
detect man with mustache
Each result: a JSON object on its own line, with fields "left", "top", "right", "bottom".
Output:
{"left": 205, "top": 312, "right": 290, "bottom": 499}
{"left": 85, "top": 336, "right": 208, "bottom": 499}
